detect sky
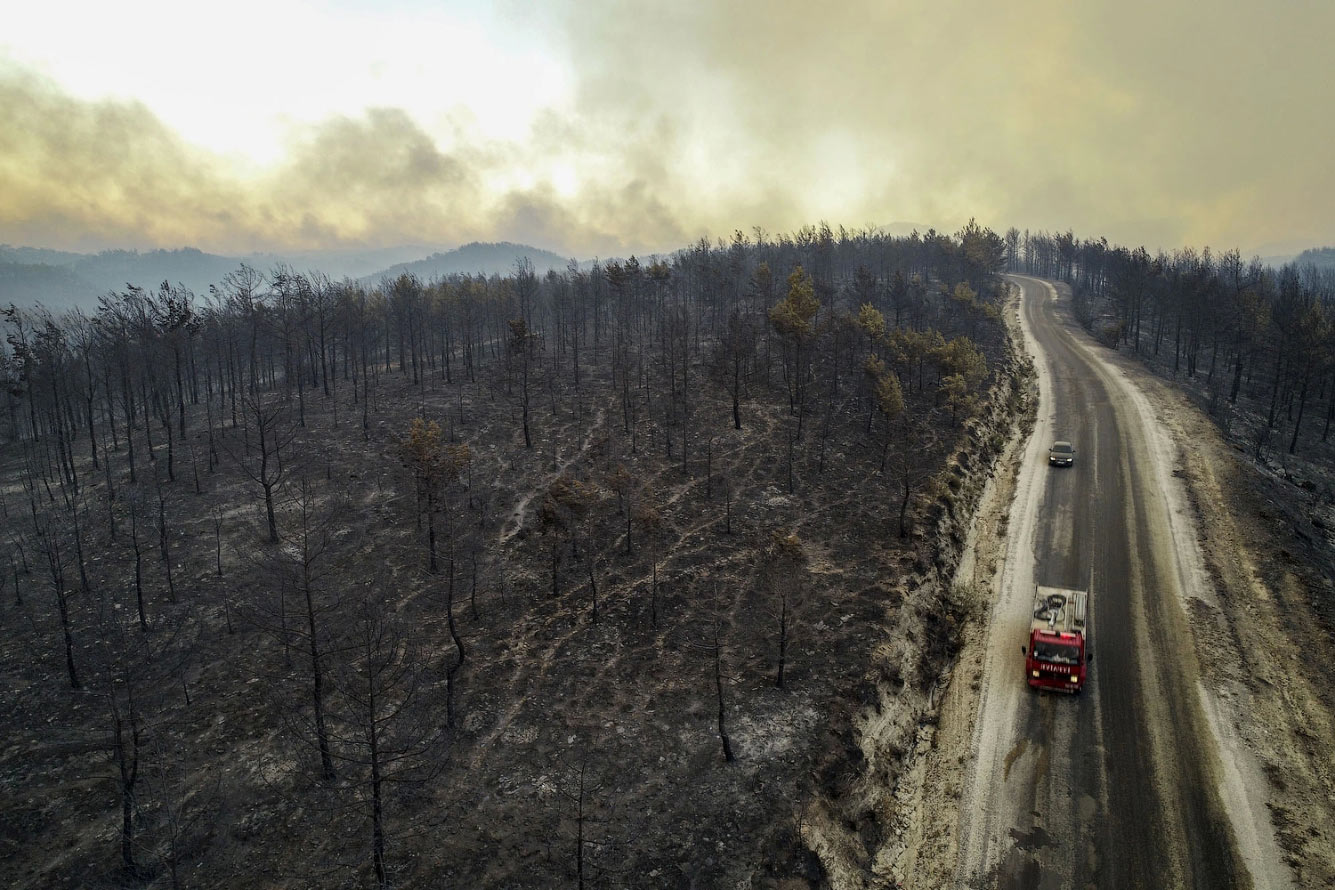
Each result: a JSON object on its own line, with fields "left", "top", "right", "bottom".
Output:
{"left": 1, "top": 0, "right": 1331, "bottom": 259}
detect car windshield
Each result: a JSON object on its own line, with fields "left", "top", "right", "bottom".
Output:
{"left": 1034, "top": 641, "right": 1081, "bottom": 664}
{"left": 1052, "top": 443, "right": 1073, "bottom": 453}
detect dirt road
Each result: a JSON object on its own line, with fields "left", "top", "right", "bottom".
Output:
{"left": 947, "top": 276, "right": 1293, "bottom": 889}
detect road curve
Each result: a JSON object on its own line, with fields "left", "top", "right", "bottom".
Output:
{"left": 951, "top": 276, "right": 1253, "bottom": 889}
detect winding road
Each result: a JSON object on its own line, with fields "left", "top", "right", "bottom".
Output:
{"left": 951, "top": 276, "right": 1273, "bottom": 889}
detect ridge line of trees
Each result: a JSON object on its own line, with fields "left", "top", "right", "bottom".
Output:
{"left": 1008, "top": 229, "right": 1335, "bottom": 460}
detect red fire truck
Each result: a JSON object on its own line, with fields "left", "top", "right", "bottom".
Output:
{"left": 1021, "top": 585, "right": 1090, "bottom": 693}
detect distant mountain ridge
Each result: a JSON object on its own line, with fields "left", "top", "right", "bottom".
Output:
{"left": 75, "top": 248, "right": 244, "bottom": 297}
{"left": 0, "top": 262, "right": 99, "bottom": 310}
{"left": 240, "top": 245, "right": 444, "bottom": 281}
{"left": 0, "top": 245, "right": 88, "bottom": 266}
{"left": 0, "top": 246, "right": 262, "bottom": 309}
{"left": 0, "top": 241, "right": 577, "bottom": 312}
{"left": 362, "top": 241, "right": 575, "bottom": 284}
{"left": 1293, "top": 246, "right": 1335, "bottom": 271}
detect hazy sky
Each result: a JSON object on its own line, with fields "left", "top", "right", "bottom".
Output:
{"left": 1, "top": 0, "right": 1330, "bottom": 258}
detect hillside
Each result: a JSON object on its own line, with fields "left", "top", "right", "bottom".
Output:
{"left": 1294, "top": 246, "right": 1335, "bottom": 271}
{"left": 0, "top": 247, "right": 246, "bottom": 309}
{"left": 0, "top": 228, "right": 1017, "bottom": 888}
{"left": 0, "top": 242, "right": 579, "bottom": 311}
{"left": 0, "top": 245, "right": 88, "bottom": 266}
{"left": 69, "top": 249, "right": 246, "bottom": 298}
{"left": 0, "top": 262, "right": 99, "bottom": 311}
{"left": 363, "top": 241, "right": 576, "bottom": 284}
{"left": 240, "top": 246, "right": 445, "bottom": 282}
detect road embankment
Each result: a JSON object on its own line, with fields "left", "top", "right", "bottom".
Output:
{"left": 794, "top": 283, "right": 1035, "bottom": 889}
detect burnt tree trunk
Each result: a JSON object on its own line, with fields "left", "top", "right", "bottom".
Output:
{"left": 714, "top": 631, "right": 735, "bottom": 762}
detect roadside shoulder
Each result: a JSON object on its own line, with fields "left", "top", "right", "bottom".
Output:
{"left": 1089, "top": 337, "right": 1334, "bottom": 888}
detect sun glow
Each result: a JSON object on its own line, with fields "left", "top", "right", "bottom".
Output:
{"left": 549, "top": 162, "right": 578, "bottom": 198}
{"left": 0, "top": 0, "right": 572, "bottom": 168}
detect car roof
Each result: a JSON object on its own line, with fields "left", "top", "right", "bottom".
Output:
{"left": 1052, "top": 441, "right": 1073, "bottom": 449}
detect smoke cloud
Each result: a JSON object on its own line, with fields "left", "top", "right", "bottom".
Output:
{"left": 551, "top": 0, "right": 1335, "bottom": 253}
{"left": 2, "top": 1, "right": 1331, "bottom": 256}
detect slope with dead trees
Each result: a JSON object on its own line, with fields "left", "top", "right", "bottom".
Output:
{"left": 0, "top": 222, "right": 1015, "bottom": 888}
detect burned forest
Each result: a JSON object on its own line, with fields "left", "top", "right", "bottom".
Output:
{"left": 1, "top": 224, "right": 1022, "bottom": 888}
